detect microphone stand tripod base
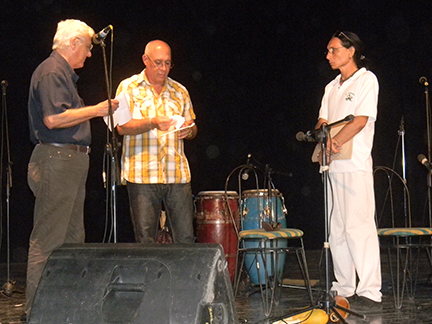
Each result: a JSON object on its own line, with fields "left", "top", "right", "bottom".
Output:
{"left": 272, "top": 308, "right": 328, "bottom": 324}
{"left": 271, "top": 297, "right": 366, "bottom": 324}
{"left": 2, "top": 281, "right": 14, "bottom": 297}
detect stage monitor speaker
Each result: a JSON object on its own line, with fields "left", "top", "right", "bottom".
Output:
{"left": 29, "top": 243, "right": 237, "bottom": 324}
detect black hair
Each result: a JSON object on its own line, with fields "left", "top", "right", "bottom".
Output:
{"left": 332, "top": 31, "right": 370, "bottom": 69}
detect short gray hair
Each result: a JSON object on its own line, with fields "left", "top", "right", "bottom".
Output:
{"left": 52, "top": 19, "right": 95, "bottom": 50}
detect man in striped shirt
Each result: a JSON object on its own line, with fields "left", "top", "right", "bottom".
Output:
{"left": 115, "top": 40, "right": 197, "bottom": 244}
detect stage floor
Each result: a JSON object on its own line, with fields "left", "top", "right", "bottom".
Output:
{"left": 1, "top": 249, "right": 432, "bottom": 323}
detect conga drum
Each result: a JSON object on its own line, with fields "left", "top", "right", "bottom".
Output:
{"left": 241, "top": 189, "right": 287, "bottom": 284}
{"left": 195, "top": 191, "right": 240, "bottom": 282}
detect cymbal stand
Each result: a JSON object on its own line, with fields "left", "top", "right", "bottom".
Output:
{"left": 271, "top": 116, "right": 366, "bottom": 324}
{"left": 1, "top": 80, "right": 14, "bottom": 296}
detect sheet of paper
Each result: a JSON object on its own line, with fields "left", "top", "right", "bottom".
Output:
{"left": 171, "top": 115, "right": 185, "bottom": 130}
{"left": 159, "top": 123, "right": 195, "bottom": 137}
{"left": 103, "top": 92, "right": 132, "bottom": 131}
{"left": 311, "top": 123, "right": 353, "bottom": 162}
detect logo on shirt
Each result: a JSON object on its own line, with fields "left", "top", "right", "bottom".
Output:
{"left": 345, "top": 92, "right": 355, "bottom": 101}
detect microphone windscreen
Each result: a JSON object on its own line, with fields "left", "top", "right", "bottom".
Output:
{"left": 418, "top": 154, "right": 427, "bottom": 163}
{"left": 296, "top": 132, "right": 305, "bottom": 141}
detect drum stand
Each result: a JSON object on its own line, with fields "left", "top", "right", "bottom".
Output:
{"left": 262, "top": 165, "right": 281, "bottom": 230}
{"left": 272, "top": 118, "right": 366, "bottom": 324}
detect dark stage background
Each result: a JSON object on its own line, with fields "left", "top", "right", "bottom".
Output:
{"left": 1, "top": 0, "right": 432, "bottom": 262}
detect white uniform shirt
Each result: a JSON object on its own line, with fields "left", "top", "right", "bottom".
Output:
{"left": 318, "top": 67, "right": 378, "bottom": 172}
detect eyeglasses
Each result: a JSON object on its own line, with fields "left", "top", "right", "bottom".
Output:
{"left": 146, "top": 55, "right": 174, "bottom": 69}
{"left": 325, "top": 47, "right": 345, "bottom": 55}
{"left": 325, "top": 31, "right": 353, "bottom": 56}
{"left": 76, "top": 37, "right": 93, "bottom": 52}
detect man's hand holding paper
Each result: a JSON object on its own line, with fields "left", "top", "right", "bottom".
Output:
{"left": 103, "top": 91, "right": 132, "bottom": 131}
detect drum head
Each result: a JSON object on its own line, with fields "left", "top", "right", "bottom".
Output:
{"left": 197, "top": 191, "right": 239, "bottom": 198}
{"left": 242, "top": 189, "right": 280, "bottom": 198}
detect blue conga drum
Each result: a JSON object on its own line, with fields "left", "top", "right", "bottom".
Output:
{"left": 241, "top": 189, "right": 287, "bottom": 284}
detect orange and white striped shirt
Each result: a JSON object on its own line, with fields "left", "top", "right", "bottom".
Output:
{"left": 116, "top": 70, "right": 196, "bottom": 184}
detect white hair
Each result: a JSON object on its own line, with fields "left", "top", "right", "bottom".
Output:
{"left": 52, "top": 19, "right": 95, "bottom": 50}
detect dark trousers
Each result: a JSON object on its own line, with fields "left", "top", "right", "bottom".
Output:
{"left": 126, "top": 182, "right": 195, "bottom": 243}
{"left": 26, "top": 144, "right": 89, "bottom": 315}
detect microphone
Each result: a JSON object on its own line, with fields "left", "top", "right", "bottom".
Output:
{"left": 1, "top": 80, "right": 8, "bottom": 95}
{"left": 296, "top": 115, "right": 354, "bottom": 143}
{"left": 419, "top": 76, "right": 429, "bottom": 86}
{"left": 418, "top": 154, "right": 432, "bottom": 173}
{"left": 92, "top": 25, "right": 112, "bottom": 44}
{"left": 241, "top": 154, "right": 252, "bottom": 180}
{"left": 296, "top": 131, "right": 315, "bottom": 142}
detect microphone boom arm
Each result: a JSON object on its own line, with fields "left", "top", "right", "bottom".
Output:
{"left": 302, "top": 114, "right": 354, "bottom": 142}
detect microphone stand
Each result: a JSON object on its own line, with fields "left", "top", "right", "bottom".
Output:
{"left": 314, "top": 121, "right": 362, "bottom": 323}
{"left": 264, "top": 164, "right": 275, "bottom": 228}
{"left": 421, "top": 78, "right": 432, "bottom": 226}
{"left": 398, "top": 116, "right": 409, "bottom": 226}
{"left": 1, "top": 80, "right": 14, "bottom": 297}
{"left": 419, "top": 77, "right": 432, "bottom": 286}
{"left": 96, "top": 36, "right": 121, "bottom": 243}
{"left": 272, "top": 116, "right": 365, "bottom": 324}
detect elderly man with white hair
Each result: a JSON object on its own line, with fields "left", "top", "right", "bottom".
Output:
{"left": 24, "top": 19, "right": 118, "bottom": 321}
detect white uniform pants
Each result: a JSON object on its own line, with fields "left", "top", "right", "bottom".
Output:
{"left": 328, "top": 171, "right": 382, "bottom": 302}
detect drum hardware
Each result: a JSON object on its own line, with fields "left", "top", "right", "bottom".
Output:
{"left": 281, "top": 195, "right": 288, "bottom": 215}
{"left": 242, "top": 206, "right": 248, "bottom": 216}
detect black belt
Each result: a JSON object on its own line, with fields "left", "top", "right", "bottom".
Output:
{"left": 39, "top": 142, "right": 91, "bottom": 154}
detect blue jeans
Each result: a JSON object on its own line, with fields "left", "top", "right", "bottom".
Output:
{"left": 126, "top": 182, "right": 195, "bottom": 243}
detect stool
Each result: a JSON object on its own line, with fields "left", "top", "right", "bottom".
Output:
{"left": 234, "top": 228, "right": 314, "bottom": 317}
{"left": 378, "top": 227, "right": 432, "bottom": 309}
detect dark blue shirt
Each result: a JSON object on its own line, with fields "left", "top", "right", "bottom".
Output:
{"left": 28, "top": 51, "right": 91, "bottom": 145}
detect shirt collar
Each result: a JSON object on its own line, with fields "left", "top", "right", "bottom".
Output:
{"left": 51, "top": 51, "right": 79, "bottom": 83}
{"left": 138, "top": 69, "right": 168, "bottom": 88}
{"left": 337, "top": 67, "right": 366, "bottom": 84}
